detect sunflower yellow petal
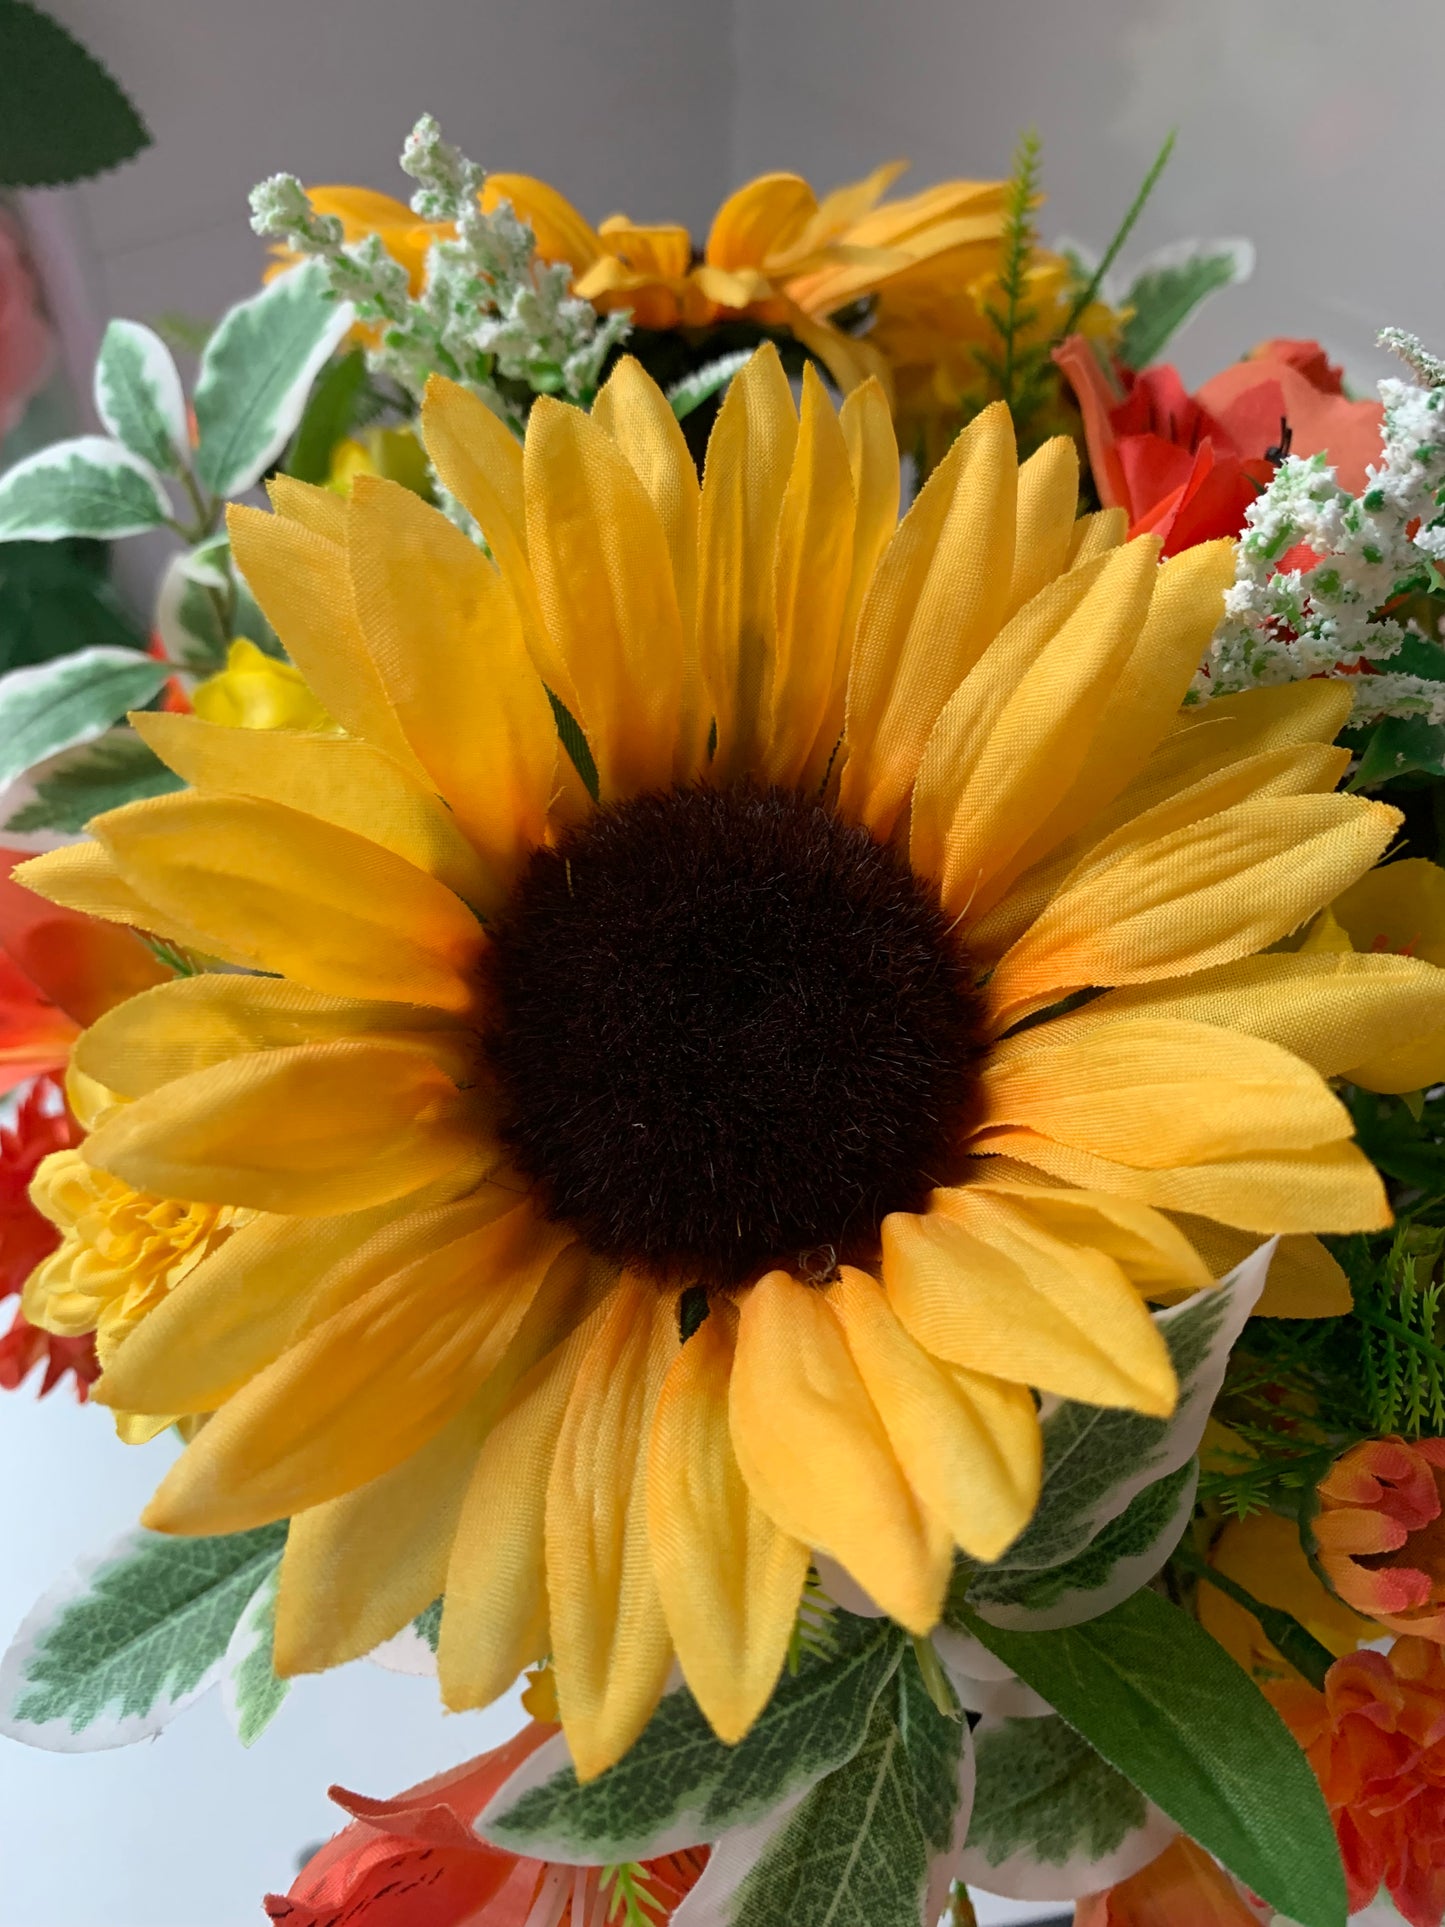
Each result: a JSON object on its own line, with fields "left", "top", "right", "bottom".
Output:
{"left": 266, "top": 473, "right": 347, "bottom": 542}
{"left": 987, "top": 793, "right": 1401, "bottom": 1027}
{"left": 696, "top": 343, "right": 799, "bottom": 782}
{"left": 524, "top": 396, "right": 687, "bottom": 802}
{"left": 1066, "top": 505, "right": 1128, "bottom": 566}
{"left": 729, "top": 1269, "right": 951, "bottom": 1634}
{"left": 547, "top": 1280, "right": 677, "bottom": 1780}
{"left": 13, "top": 842, "right": 253, "bottom": 968}
{"left": 1004, "top": 437, "right": 1079, "bottom": 621}
{"left": 346, "top": 475, "right": 557, "bottom": 898}
{"left": 143, "top": 1203, "right": 569, "bottom": 1534}
{"left": 840, "top": 400, "right": 1016, "bottom": 839}
{"left": 646, "top": 1298, "right": 808, "bottom": 1744}
{"left": 830, "top": 1268, "right": 1041, "bottom": 1563}
{"left": 881, "top": 1195, "right": 1177, "bottom": 1417}
{"left": 756, "top": 364, "right": 856, "bottom": 787}
{"left": 226, "top": 504, "right": 423, "bottom": 777}
{"left": 1164, "top": 1214, "right": 1351, "bottom": 1317}
{"left": 418, "top": 375, "right": 577, "bottom": 716}
{"left": 92, "top": 791, "right": 485, "bottom": 1014}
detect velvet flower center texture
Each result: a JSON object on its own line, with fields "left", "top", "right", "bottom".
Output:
{"left": 482, "top": 782, "right": 984, "bottom": 1288}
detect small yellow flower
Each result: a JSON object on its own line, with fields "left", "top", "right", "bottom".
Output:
{"left": 326, "top": 425, "right": 432, "bottom": 500}
{"left": 191, "top": 638, "right": 333, "bottom": 734}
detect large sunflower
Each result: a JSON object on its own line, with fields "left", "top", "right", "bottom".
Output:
{"left": 19, "top": 349, "right": 1445, "bottom": 1783}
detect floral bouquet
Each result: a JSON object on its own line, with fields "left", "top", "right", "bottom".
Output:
{"left": 5, "top": 112, "right": 1445, "bottom": 1927}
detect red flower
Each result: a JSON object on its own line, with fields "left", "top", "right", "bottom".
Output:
{"left": 1313, "top": 1436, "right": 1445, "bottom": 1640}
{"left": 1053, "top": 335, "right": 1384, "bottom": 556}
{"left": 1270, "top": 1639, "right": 1445, "bottom": 1927}
{"left": 0, "top": 1075, "right": 95, "bottom": 1396}
{"left": 266, "top": 1722, "right": 708, "bottom": 1927}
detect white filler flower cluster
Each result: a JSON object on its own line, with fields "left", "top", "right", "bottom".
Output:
{"left": 1194, "top": 329, "right": 1445, "bottom": 727}
{"left": 249, "top": 114, "right": 630, "bottom": 431}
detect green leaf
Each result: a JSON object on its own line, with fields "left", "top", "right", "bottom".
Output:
{"left": 1348, "top": 714, "right": 1445, "bottom": 789}
{"left": 414, "top": 1597, "right": 443, "bottom": 1653}
{"left": 221, "top": 1565, "right": 289, "bottom": 1747}
{"left": 286, "top": 349, "right": 369, "bottom": 484}
{"left": 93, "top": 319, "right": 188, "bottom": 475}
{"left": 0, "top": 437, "right": 171, "bottom": 541}
{"left": 962, "top": 1589, "right": 1346, "bottom": 1927}
{"left": 959, "top": 1714, "right": 1175, "bottom": 1899}
{"left": 0, "top": 646, "right": 169, "bottom": 791}
{"left": 959, "top": 1246, "right": 1269, "bottom": 1595}
{"left": 155, "top": 534, "right": 279, "bottom": 673}
{"left": 481, "top": 1610, "right": 905, "bottom": 1862}
{"left": 966, "top": 1459, "right": 1197, "bottom": 1632}
{"left": 0, "top": 0, "right": 149, "bottom": 187}
{"left": 0, "top": 539, "right": 146, "bottom": 673}
{"left": 0, "top": 1522, "right": 286, "bottom": 1749}
{"left": 5, "top": 727, "right": 183, "bottom": 833}
{"left": 691, "top": 1662, "right": 966, "bottom": 1927}
{"left": 193, "top": 262, "right": 355, "bottom": 498}
{"left": 667, "top": 351, "right": 755, "bottom": 423}
{"left": 1118, "top": 239, "right": 1255, "bottom": 369}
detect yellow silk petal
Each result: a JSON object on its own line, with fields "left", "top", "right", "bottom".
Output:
{"left": 591, "top": 357, "right": 705, "bottom": 778}
{"left": 547, "top": 1280, "right": 678, "bottom": 1780}
{"left": 1004, "top": 438, "right": 1079, "bottom": 621}
{"left": 418, "top": 376, "right": 576, "bottom": 714}
{"left": 1066, "top": 506, "right": 1127, "bottom": 566}
{"left": 696, "top": 344, "right": 799, "bottom": 781}
{"left": 346, "top": 476, "right": 557, "bottom": 899}
{"left": 706, "top": 172, "right": 816, "bottom": 270}
{"left": 13, "top": 842, "right": 253, "bottom": 969}
{"left": 647, "top": 1299, "right": 808, "bottom": 1744}
{"left": 1331, "top": 855, "right": 1445, "bottom": 964}
{"left": 1165, "top": 1214, "right": 1352, "bottom": 1318}
{"left": 757, "top": 364, "right": 856, "bottom": 787}
{"left": 82, "top": 1038, "right": 483, "bottom": 1214}
{"left": 840, "top": 401, "right": 1016, "bottom": 840}
{"left": 524, "top": 396, "right": 687, "bottom": 801}
{"left": 73, "top": 973, "right": 462, "bottom": 1100}
{"left": 226, "top": 504, "right": 422, "bottom": 778}
{"left": 979, "top": 1017, "right": 1352, "bottom": 1168}
{"left": 143, "top": 1203, "right": 569, "bottom": 1534}
{"left": 831, "top": 1268, "right": 1041, "bottom": 1564}
{"left": 966, "top": 1176, "right": 1212, "bottom": 1299}
{"left": 881, "top": 1198, "right": 1178, "bottom": 1417}
{"left": 978, "top": 1130, "right": 1390, "bottom": 1236}
{"left": 730, "top": 1269, "right": 952, "bottom": 1634}
{"left": 267, "top": 473, "right": 347, "bottom": 542}
{"left": 132, "top": 709, "right": 495, "bottom": 910}
{"left": 92, "top": 791, "right": 485, "bottom": 1014}
{"left": 987, "top": 793, "right": 1400, "bottom": 1027}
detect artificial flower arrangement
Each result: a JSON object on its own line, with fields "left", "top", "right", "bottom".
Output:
{"left": 4, "top": 112, "right": 1445, "bottom": 1927}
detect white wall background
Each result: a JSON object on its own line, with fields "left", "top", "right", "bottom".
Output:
{"left": 4, "top": 2, "right": 1444, "bottom": 1921}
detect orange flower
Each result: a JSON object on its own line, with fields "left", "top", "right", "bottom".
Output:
{"left": 1270, "top": 1639, "right": 1445, "bottom": 1927}
{"left": 1075, "top": 1837, "right": 1262, "bottom": 1927}
{"left": 1197, "top": 1511, "right": 1373, "bottom": 1682}
{"left": 1314, "top": 1436, "right": 1445, "bottom": 1638}
{"left": 265, "top": 1721, "right": 707, "bottom": 1927}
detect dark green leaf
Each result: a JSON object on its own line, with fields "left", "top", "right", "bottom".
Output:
{"left": 0, "top": 0, "right": 149, "bottom": 187}
{"left": 6, "top": 729, "right": 182, "bottom": 833}
{"left": 1118, "top": 239, "right": 1253, "bottom": 369}
{"left": 286, "top": 350, "right": 369, "bottom": 484}
{"left": 1349, "top": 715, "right": 1445, "bottom": 789}
{"left": 0, "top": 539, "right": 145, "bottom": 673}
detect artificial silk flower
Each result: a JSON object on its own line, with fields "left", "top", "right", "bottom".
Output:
{"left": 1075, "top": 1836, "right": 1263, "bottom": 1927}
{"left": 1313, "top": 1435, "right": 1445, "bottom": 1639}
{"left": 1271, "top": 1639, "right": 1445, "bottom": 1927}
{"left": 0, "top": 1077, "right": 97, "bottom": 1399}
{"left": 191, "top": 638, "right": 334, "bottom": 733}
{"left": 1197, "top": 1511, "right": 1372, "bottom": 1682}
{"left": 325, "top": 424, "right": 432, "bottom": 500}
{"left": 17, "top": 346, "right": 1443, "bottom": 1782}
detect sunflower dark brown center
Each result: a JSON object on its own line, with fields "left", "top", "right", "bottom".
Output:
{"left": 482, "top": 783, "right": 984, "bottom": 1288}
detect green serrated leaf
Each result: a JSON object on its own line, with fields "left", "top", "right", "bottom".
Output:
{"left": 222, "top": 1565, "right": 289, "bottom": 1747}
{"left": 0, "top": 437, "right": 171, "bottom": 541}
{"left": 413, "top": 1597, "right": 443, "bottom": 1653}
{"left": 667, "top": 351, "right": 755, "bottom": 422}
{"left": 0, "top": 0, "right": 150, "bottom": 188}
{"left": 482, "top": 1611, "right": 905, "bottom": 1862}
{"left": 286, "top": 349, "right": 370, "bottom": 484}
{"left": 93, "top": 320, "right": 188, "bottom": 475}
{"left": 963, "top": 1590, "right": 1345, "bottom": 1927}
{"left": 5, "top": 727, "right": 183, "bottom": 833}
{"left": 1118, "top": 240, "right": 1254, "bottom": 369}
{"left": 1348, "top": 714, "right": 1445, "bottom": 789}
{"left": 959, "top": 1714, "right": 1173, "bottom": 1900}
{"left": 193, "top": 262, "right": 355, "bottom": 498}
{"left": 0, "top": 539, "right": 146, "bottom": 673}
{"left": 0, "top": 1523, "right": 286, "bottom": 1750}
{"left": 0, "top": 646, "right": 169, "bottom": 790}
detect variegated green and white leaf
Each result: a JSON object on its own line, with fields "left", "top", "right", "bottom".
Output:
{"left": 368, "top": 1597, "right": 441, "bottom": 1677}
{"left": 0, "top": 647, "right": 170, "bottom": 791}
{"left": 1118, "top": 239, "right": 1255, "bottom": 370}
{"left": 934, "top": 1627, "right": 1051, "bottom": 1721}
{"left": 0, "top": 437, "right": 171, "bottom": 541}
{"left": 968, "top": 1458, "right": 1199, "bottom": 1632}
{"left": 93, "top": 319, "right": 189, "bottom": 473}
{"left": 193, "top": 262, "right": 354, "bottom": 498}
{"left": 155, "top": 533, "right": 279, "bottom": 673}
{"left": 0, "top": 1523, "right": 286, "bottom": 1750}
{"left": 958, "top": 1714, "right": 1176, "bottom": 1900}
{"left": 480, "top": 1611, "right": 905, "bottom": 1864}
{"left": 5, "top": 727, "right": 183, "bottom": 834}
{"left": 668, "top": 351, "right": 754, "bottom": 422}
{"left": 221, "top": 1564, "right": 289, "bottom": 1747}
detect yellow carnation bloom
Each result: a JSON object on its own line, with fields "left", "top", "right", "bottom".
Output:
{"left": 17, "top": 350, "right": 1443, "bottom": 1782}
{"left": 191, "top": 637, "right": 333, "bottom": 733}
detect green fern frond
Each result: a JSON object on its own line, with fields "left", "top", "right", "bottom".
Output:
{"left": 600, "top": 1863, "right": 668, "bottom": 1927}
{"left": 786, "top": 1568, "right": 837, "bottom": 1676}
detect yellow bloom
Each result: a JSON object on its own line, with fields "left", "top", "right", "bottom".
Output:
{"left": 191, "top": 638, "right": 333, "bottom": 733}
{"left": 326, "top": 424, "right": 432, "bottom": 500}
{"left": 18, "top": 349, "right": 1442, "bottom": 1784}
